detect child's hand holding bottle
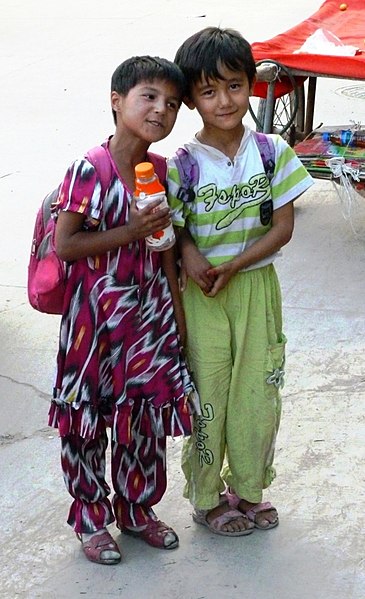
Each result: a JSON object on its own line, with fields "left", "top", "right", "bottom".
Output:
{"left": 128, "top": 195, "right": 172, "bottom": 243}
{"left": 134, "top": 162, "right": 176, "bottom": 251}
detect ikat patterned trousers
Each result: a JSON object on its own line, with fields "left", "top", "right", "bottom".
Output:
{"left": 61, "top": 429, "right": 167, "bottom": 533}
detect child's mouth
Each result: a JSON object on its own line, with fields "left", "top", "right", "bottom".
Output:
{"left": 148, "top": 120, "right": 163, "bottom": 128}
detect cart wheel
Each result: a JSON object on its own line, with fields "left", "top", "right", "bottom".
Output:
{"left": 249, "top": 60, "right": 302, "bottom": 142}
{"left": 255, "top": 87, "right": 304, "bottom": 144}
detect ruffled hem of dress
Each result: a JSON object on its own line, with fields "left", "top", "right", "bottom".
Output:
{"left": 48, "top": 395, "right": 192, "bottom": 443}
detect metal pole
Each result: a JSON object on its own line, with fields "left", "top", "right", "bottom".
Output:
{"left": 263, "top": 81, "right": 276, "bottom": 133}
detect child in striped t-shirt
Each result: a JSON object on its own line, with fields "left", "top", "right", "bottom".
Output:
{"left": 167, "top": 26, "right": 313, "bottom": 537}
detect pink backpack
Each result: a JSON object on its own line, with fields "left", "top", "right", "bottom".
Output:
{"left": 27, "top": 146, "right": 113, "bottom": 314}
{"left": 27, "top": 148, "right": 167, "bottom": 315}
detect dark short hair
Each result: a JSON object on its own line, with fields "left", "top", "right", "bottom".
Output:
{"left": 174, "top": 27, "right": 256, "bottom": 97}
{"left": 111, "top": 56, "right": 186, "bottom": 123}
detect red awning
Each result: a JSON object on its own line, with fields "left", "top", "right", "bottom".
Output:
{"left": 251, "top": 0, "right": 365, "bottom": 98}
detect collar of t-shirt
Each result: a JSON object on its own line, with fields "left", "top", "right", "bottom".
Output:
{"left": 186, "top": 124, "right": 253, "bottom": 164}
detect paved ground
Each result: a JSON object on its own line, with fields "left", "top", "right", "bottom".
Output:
{"left": 1, "top": 1, "right": 364, "bottom": 598}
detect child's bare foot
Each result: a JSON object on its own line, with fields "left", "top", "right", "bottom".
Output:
{"left": 237, "top": 499, "right": 279, "bottom": 530}
{"left": 193, "top": 502, "right": 254, "bottom": 536}
{"left": 225, "top": 489, "right": 279, "bottom": 529}
{"left": 77, "top": 529, "right": 121, "bottom": 564}
{"left": 236, "top": 498, "right": 278, "bottom": 529}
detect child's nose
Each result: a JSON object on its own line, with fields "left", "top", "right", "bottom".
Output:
{"left": 154, "top": 99, "right": 166, "bottom": 113}
{"left": 218, "top": 90, "right": 231, "bottom": 106}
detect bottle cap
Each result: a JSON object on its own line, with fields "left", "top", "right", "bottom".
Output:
{"left": 135, "top": 162, "right": 155, "bottom": 179}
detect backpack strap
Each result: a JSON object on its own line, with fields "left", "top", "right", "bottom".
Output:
{"left": 174, "top": 147, "right": 199, "bottom": 203}
{"left": 252, "top": 131, "right": 275, "bottom": 181}
{"left": 147, "top": 151, "right": 167, "bottom": 185}
{"left": 86, "top": 146, "right": 168, "bottom": 194}
{"left": 85, "top": 145, "right": 113, "bottom": 198}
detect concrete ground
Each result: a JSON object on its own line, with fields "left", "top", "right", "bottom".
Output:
{"left": 1, "top": 1, "right": 364, "bottom": 598}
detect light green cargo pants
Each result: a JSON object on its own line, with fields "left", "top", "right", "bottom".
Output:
{"left": 182, "top": 264, "right": 286, "bottom": 509}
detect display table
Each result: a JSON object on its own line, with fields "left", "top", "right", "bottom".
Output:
{"left": 295, "top": 126, "right": 365, "bottom": 236}
{"left": 294, "top": 127, "right": 365, "bottom": 198}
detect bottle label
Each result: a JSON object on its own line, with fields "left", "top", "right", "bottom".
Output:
{"left": 135, "top": 193, "right": 175, "bottom": 251}
{"left": 138, "top": 191, "right": 166, "bottom": 202}
{"left": 135, "top": 191, "right": 167, "bottom": 211}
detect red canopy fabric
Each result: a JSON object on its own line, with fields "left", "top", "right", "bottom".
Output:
{"left": 251, "top": 0, "right": 365, "bottom": 82}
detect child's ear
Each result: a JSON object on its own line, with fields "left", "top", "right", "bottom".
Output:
{"left": 183, "top": 96, "right": 196, "bottom": 110}
{"left": 111, "top": 91, "right": 122, "bottom": 112}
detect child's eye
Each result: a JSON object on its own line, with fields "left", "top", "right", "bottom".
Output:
{"left": 202, "top": 89, "right": 214, "bottom": 97}
{"left": 143, "top": 93, "right": 155, "bottom": 100}
{"left": 167, "top": 101, "right": 178, "bottom": 111}
{"left": 230, "top": 83, "right": 241, "bottom": 90}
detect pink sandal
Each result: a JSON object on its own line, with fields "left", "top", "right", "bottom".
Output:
{"left": 77, "top": 530, "right": 122, "bottom": 565}
{"left": 119, "top": 518, "right": 179, "bottom": 550}
{"left": 193, "top": 507, "right": 254, "bottom": 536}
{"left": 226, "top": 489, "right": 279, "bottom": 530}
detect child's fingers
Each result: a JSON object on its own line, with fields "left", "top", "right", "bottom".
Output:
{"left": 204, "top": 281, "right": 220, "bottom": 297}
{"left": 206, "top": 267, "right": 217, "bottom": 277}
{"left": 130, "top": 197, "right": 171, "bottom": 232}
{"left": 180, "top": 267, "right": 188, "bottom": 292}
{"left": 133, "top": 196, "right": 165, "bottom": 214}
{"left": 201, "top": 268, "right": 216, "bottom": 286}
{"left": 195, "top": 272, "right": 213, "bottom": 293}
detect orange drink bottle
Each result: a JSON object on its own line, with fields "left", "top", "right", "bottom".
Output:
{"left": 134, "top": 162, "right": 175, "bottom": 251}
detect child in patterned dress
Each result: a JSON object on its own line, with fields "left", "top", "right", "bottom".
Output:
{"left": 49, "top": 56, "right": 194, "bottom": 565}
{"left": 168, "top": 27, "right": 313, "bottom": 536}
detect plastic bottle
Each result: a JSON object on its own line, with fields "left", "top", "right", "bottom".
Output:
{"left": 134, "top": 162, "right": 175, "bottom": 251}
{"left": 322, "top": 129, "right": 365, "bottom": 148}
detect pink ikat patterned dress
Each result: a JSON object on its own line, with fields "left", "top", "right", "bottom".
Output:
{"left": 48, "top": 144, "right": 193, "bottom": 443}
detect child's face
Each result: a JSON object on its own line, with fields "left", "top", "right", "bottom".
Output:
{"left": 187, "top": 64, "right": 253, "bottom": 134}
{"left": 112, "top": 79, "right": 181, "bottom": 143}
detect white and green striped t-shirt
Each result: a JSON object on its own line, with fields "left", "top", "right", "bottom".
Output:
{"left": 167, "top": 126, "right": 313, "bottom": 271}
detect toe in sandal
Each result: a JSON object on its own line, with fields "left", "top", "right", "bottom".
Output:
{"left": 119, "top": 518, "right": 179, "bottom": 550}
{"left": 77, "top": 531, "right": 122, "bottom": 565}
{"left": 245, "top": 502, "right": 279, "bottom": 530}
{"left": 225, "top": 490, "right": 279, "bottom": 530}
{"left": 193, "top": 508, "right": 254, "bottom": 537}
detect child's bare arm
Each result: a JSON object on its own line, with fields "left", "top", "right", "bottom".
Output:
{"left": 55, "top": 197, "right": 171, "bottom": 262}
{"left": 161, "top": 247, "right": 187, "bottom": 347}
{"left": 177, "top": 227, "right": 215, "bottom": 293}
{"left": 206, "top": 202, "right": 294, "bottom": 297}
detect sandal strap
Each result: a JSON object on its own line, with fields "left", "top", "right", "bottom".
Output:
{"left": 225, "top": 489, "right": 240, "bottom": 509}
{"left": 121, "top": 518, "right": 179, "bottom": 549}
{"left": 209, "top": 509, "right": 249, "bottom": 530}
{"left": 82, "top": 531, "right": 120, "bottom": 553}
{"left": 245, "top": 502, "right": 274, "bottom": 521}
{"left": 143, "top": 519, "right": 177, "bottom": 538}
{"left": 142, "top": 519, "right": 178, "bottom": 549}
{"left": 225, "top": 491, "right": 275, "bottom": 519}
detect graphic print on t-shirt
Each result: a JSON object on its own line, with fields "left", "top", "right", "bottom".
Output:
{"left": 198, "top": 171, "right": 271, "bottom": 230}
